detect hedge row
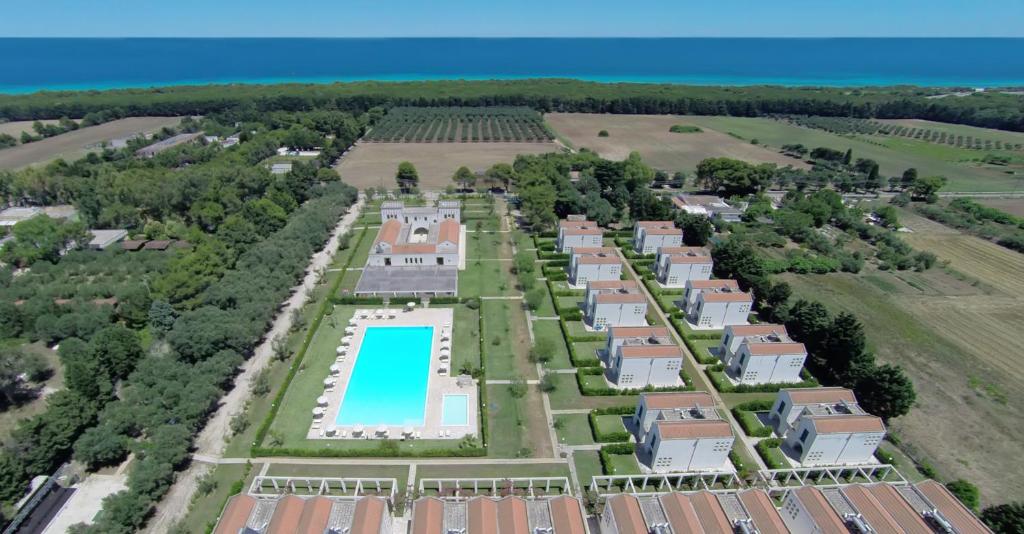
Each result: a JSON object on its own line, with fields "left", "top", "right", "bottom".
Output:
{"left": 668, "top": 316, "right": 722, "bottom": 340}
{"left": 565, "top": 336, "right": 602, "bottom": 367}
{"left": 252, "top": 444, "right": 486, "bottom": 458}
{"left": 576, "top": 367, "right": 694, "bottom": 396}
{"left": 252, "top": 225, "right": 369, "bottom": 450}
{"left": 704, "top": 366, "right": 819, "bottom": 393}
{"left": 680, "top": 336, "right": 720, "bottom": 365}
{"left": 539, "top": 251, "right": 569, "bottom": 260}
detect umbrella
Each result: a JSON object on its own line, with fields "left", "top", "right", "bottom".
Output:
{"left": 312, "top": 407, "right": 325, "bottom": 417}
{"left": 323, "top": 377, "right": 336, "bottom": 386}
{"left": 341, "top": 336, "right": 353, "bottom": 345}
{"left": 316, "top": 396, "right": 328, "bottom": 405}
{"left": 439, "top": 354, "right": 449, "bottom": 361}
{"left": 353, "top": 423, "right": 364, "bottom": 434}
{"left": 440, "top": 347, "right": 451, "bottom": 354}
{"left": 345, "top": 326, "right": 357, "bottom": 333}
{"left": 406, "top": 302, "right": 416, "bottom": 310}
{"left": 348, "top": 317, "right": 358, "bottom": 325}
{"left": 403, "top": 425, "right": 414, "bottom": 435}
{"left": 336, "top": 346, "right": 346, "bottom": 354}
{"left": 326, "top": 425, "right": 337, "bottom": 436}
{"left": 329, "top": 363, "right": 341, "bottom": 373}
{"left": 376, "top": 424, "right": 388, "bottom": 435}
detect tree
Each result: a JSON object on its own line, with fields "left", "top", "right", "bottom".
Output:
{"left": 900, "top": 168, "right": 918, "bottom": 190}
{"left": 675, "top": 212, "right": 713, "bottom": 246}
{"left": 695, "top": 158, "right": 773, "bottom": 196}
{"left": 0, "top": 215, "right": 87, "bottom": 268}
{"left": 945, "top": 480, "right": 980, "bottom": 512}
{"left": 529, "top": 338, "right": 555, "bottom": 364}
{"left": 519, "top": 180, "right": 557, "bottom": 230}
{"left": 452, "top": 166, "right": 476, "bottom": 191}
{"left": 89, "top": 326, "right": 143, "bottom": 380}
{"left": 854, "top": 363, "right": 916, "bottom": 420}
{"left": 711, "top": 237, "right": 766, "bottom": 291}
{"left": 73, "top": 427, "right": 129, "bottom": 469}
{"left": 484, "top": 163, "right": 515, "bottom": 191}
{"left": 981, "top": 502, "right": 1024, "bottom": 533}
{"left": 842, "top": 148, "right": 853, "bottom": 165}
{"left": 281, "top": 125, "right": 323, "bottom": 150}
{"left": 874, "top": 206, "right": 899, "bottom": 228}
{"left": 785, "top": 300, "right": 832, "bottom": 355}
{"left": 396, "top": 161, "right": 419, "bottom": 192}
{"left": 822, "top": 312, "right": 871, "bottom": 384}
{"left": 910, "top": 175, "right": 947, "bottom": 202}
{"left": 525, "top": 287, "right": 547, "bottom": 311}
{"left": 509, "top": 377, "right": 527, "bottom": 398}
{"left": 148, "top": 300, "right": 177, "bottom": 335}
{"left": 0, "top": 348, "right": 49, "bottom": 406}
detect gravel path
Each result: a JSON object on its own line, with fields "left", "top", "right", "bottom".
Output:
{"left": 144, "top": 197, "right": 364, "bottom": 533}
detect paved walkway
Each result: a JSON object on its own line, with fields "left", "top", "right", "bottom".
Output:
{"left": 614, "top": 248, "right": 768, "bottom": 473}
{"left": 144, "top": 197, "right": 366, "bottom": 533}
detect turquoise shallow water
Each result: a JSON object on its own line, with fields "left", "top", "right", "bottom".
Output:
{"left": 442, "top": 394, "right": 469, "bottom": 426}
{"left": 2, "top": 38, "right": 1024, "bottom": 93}
{"left": 336, "top": 325, "right": 433, "bottom": 426}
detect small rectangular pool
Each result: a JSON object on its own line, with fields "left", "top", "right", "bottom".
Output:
{"left": 336, "top": 326, "right": 433, "bottom": 426}
{"left": 441, "top": 394, "right": 469, "bottom": 426}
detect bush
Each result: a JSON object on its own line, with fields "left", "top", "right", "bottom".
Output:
{"left": 465, "top": 298, "right": 480, "bottom": 310}
{"left": 577, "top": 368, "right": 692, "bottom": 396}
{"left": 946, "top": 479, "right": 980, "bottom": 512}
{"left": 755, "top": 439, "right": 787, "bottom": 469}
{"left": 598, "top": 130, "right": 609, "bottom": 137}
{"left": 589, "top": 412, "right": 631, "bottom": 443}
{"left": 669, "top": 124, "right": 702, "bottom": 133}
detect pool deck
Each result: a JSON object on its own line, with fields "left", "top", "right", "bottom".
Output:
{"left": 308, "top": 306, "right": 479, "bottom": 441}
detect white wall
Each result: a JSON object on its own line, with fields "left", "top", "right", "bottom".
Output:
{"left": 635, "top": 231, "right": 683, "bottom": 255}
{"left": 691, "top": 300, "right": 751, "bottom": 329}
{"left": 571, "top": 261, "right": 621, "bottom": 286}
{"left": 558, "top": 232, "right": 602, "bottom": 253}
{"left": 588, "top": 301, "right": 648, "bottom": 329}
{"left": 645, "top": 427, "right": 733, "bottom": 472}
{"left": 779, "top": 492, "right": 820, "bottom": 534}
{"left": 730, "top": 348, "right": 806, "bottom": 385}
{"left": 787, "top": 419, "right": 884, "bottom": 466}
{"left": 613, "top": 355, "right": 682, "bottom": 388}
{"left": 657, "top": 260, "right": 712, "bottom": 287}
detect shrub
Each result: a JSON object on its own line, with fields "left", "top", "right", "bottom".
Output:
{"left": 465, "top": 298, "right": 480, "bottom": 310}
{"left": 946, "top": 479, "right": 980, "bottom": 512}
{"left": 669, "top": 124, "right": 702, "bottom": 133}
{"left": 755, "top": 439, "right": 787, "bottom": 469}
{"left": 589, "top": 411, "right": 631, "bottom": 443}
{"left": 598, "top": 130, "right": 609, "bottom": 137}
{"left": 732, "top": 408, "right": 773, "bottom": 437}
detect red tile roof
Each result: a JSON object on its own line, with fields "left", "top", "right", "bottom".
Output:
{"left": 375, "top": 219, "right": 402, "bottom": 246}
{"left": 727, "top": 324, "right": 788, "bottom": 336}
{"left": 701, "top": 291, "right": 752, "bottom": 303}
{"left": 641, "top": 391, "right": 715, "bottom": 410}
{"left": 738, "top": 490, "right": 790, "bottom": 534}
{"left": 688, "top": 279, "right": 740, "bottom": 290}
{"left": 606, "top": 495, "right": 647, "bottom": 534}
{"left": 620, "top": 344, "right": 682, "bottom": 359}
{"left": 296, "top": 496, "right": 333, "bottom": 534}
{"left": 784, "top": 387, "right": 857, "bottom": 405}
{"left": 411, "top": 497, "right": 444, "bottom": 534}
{"left": 351, "top": 497, "right": 388, "bottom": 534}
{"left": 746, "top": 342, "right": 807, "bottom": 356}
{"left": 915, "top": 480, "right": 992, "bottom": 534}
{"left": 810, "top": 415, "right": 885, "bottom": 434}
{"left": 213, "top": 495, "right": 256, "bottom": 534}
{"left": 267, "top": 495, "right": 305, "bottom": 533}
{"left": 438, "top": 219, "right": 460, "bottom": 245}
{"left": 656, "top": 419, "right": 733, "bottom": 439}
{"left": 589, "top": 280, "right": 640, "bottom": 290}
{"left": 548, "top": 496, "right": 587, "bottom": 534}
{"left": 792, "top": 487, "right": 848, "bottom": 532}
{"left": 595, "top": 293, "right": 647, "bottom": 304}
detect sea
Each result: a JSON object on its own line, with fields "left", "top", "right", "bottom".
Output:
{"left": 2, "top": 38, "right": 1024, "bottom": 94}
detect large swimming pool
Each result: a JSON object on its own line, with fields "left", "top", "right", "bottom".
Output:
{"left": 335, "top": 326, "right": 433, "bottom": 426}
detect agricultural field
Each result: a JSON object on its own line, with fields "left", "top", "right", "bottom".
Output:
{"left": 0, "top": 119, "right": 63, "bottom": 139}
{"left": 545, "top": 113, "right": 806, "bottom": 173}
{"left": 970, "top": 197, "right": 1024, "bottom": 217}
{"left": 778, "top": 212, "right": 1024, "bottom": 503}
{"left": 364, "top": 106, "right": 554, "bottom": 143}
{"left": 782, "top": 115, "right": 1024, "bottom": 151}
{"left": 0, "top": 116, "right": 182, "bottom": 169}
{"left": 674, "top": 115, "right": 1023, "bottom": 192}
{"left": 334, "top": 141, "right": 557, "bottom": 190}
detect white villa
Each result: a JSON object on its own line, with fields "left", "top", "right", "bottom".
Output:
{"left": 568, "top": 247, "right": 621, "bottom": 286}
{"left": 609, "top": 344, "right": 684, "bottom": 389}
{"left": 633, "top": 221, "right": 683, "bottom": 255}
{"left": 557, "top": 217, "right": 603, "bottom": 253}
{"left": 632, "top": 391, "right": 716, "bottom": 442}
{"left": 584, "top": 280, "right": 648, "bottom": 330}
{"left": 681, "top": 279, "right": 752, "bottom": 330}
{"left": 642, "top": 419, "right": 734, "bottom": 473}
{"left": 356, "top": 201, "right": 464, "bottom": 296}
{"left": 370, "top": 201, "right": 462, "bottom": 267}
{"left": 769, "top": 388, "right": 885, "bottom": 467}
{"left": 719, "top": 324, "right": 807, "bottom": 385}
{"left": 653, "top": 246, "right": 713, "bottom": 287}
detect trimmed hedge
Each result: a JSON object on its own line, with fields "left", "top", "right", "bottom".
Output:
{"left": 558, "top": 308, "right": 583, "bottom": 321}
{"left": 705, "top": 366, "right": 819, "bottom": 393}
{"left": 589, "top": 412, "right": 631, "bottom": 443}
{"left": 680, "top": 336, "right": 720, "bottom": 365}
{"left": 755, "top": 439, "right": 787, "bottom": 469}
{"left": 668, "top": 317, "right": 721, "bottom": 340}
{"left": 252, "top": 444, "right": 486, "bottom": 458}
{"left": 732, "top": 408, "right": 773, "bottom": 438}
{"left": 577, "top": 367, "right": 694, "bottom": 396}
{"left": 565, "top": 336, "right": 601, "bottom": 368}
{"left": 598, "top": 443, "right": 636, "bottom": 475}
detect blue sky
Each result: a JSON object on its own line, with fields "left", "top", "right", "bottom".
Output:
{"left": 2, "top": 0, "right": 1022, "bottom": 37}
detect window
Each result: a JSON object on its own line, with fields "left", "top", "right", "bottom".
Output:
{"left": 777, "top": 401, "right": 786, "bottom": 414}
{"left": 739, "top": 353, "right": 746, "bottom": 365}
{"left": 437, "top": 257, "right": 443, "bottom": 265}
{"left": 799, "top": 429, "right": 809, "bottom": 443}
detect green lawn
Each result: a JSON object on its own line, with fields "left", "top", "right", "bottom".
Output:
{"left": 563, "top": 320, "right": 595, "bottom": 339}
{"left": 681, "top": 115, "right": 1022, "bottom": 192}
{"left": 720, "top": 392, "right": 778, "bottom": 408}
{"left": 482, "top": 300, "right": 532, "bottom": 379}
{"left": 572, "top": 341, "right": 605, "bottom": 364}
{"left": 687, "top": 338, "right": 720, "bottom": 364}
{"left": 266, "top": 464, "right": 410, "bottom": 491}
{"left": 548, "top": 281, "right": 584, "bottom": 295}
{"left": 573, "top": 451, "right": 604, "bottom": 491}
{"left": 556, "top": 295, "right": 584, "bottom": 311}
{"left": 346, "top": 228, "right": 376, "bottom": 268}
{"left": 338, "top": 269, "right": 361, "bottom": 292}
{"left": 174, "top": 464, "right": 254, "bottom": 534}
{"left": 545, "top": 374, "right": 640, "bottom": 410}
{"left": 604, "top": 452, "right": 642, "bottom": 476}
{"left": 486, "top": 384, "right": 530, "bottom": 457}
{"left": 467, "top": 230, "right": 504, "bottom": 259}
{"left": 449, "top": 304, "right": 482, "bottom": 374}
{"left": 459, "top": 260, "right": 519, "bottom": 297}
{"left": 532, "top": 320, "right": 572, "bottom": 369}
{"left": 593, "top": 414, "right": 629, "bottom": 439}
{"left": 530, "top": 279, "right": 558, "bottom": 317}
{"left": 416, "top": 463, "right": 569, "bottom": 482}
{"left": 554, "top": 414, "right": 595, "bottom": 447}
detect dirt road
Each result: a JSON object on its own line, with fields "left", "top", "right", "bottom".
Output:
{"left": 143, "top": 196, "right": 364, "bottom": 533}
